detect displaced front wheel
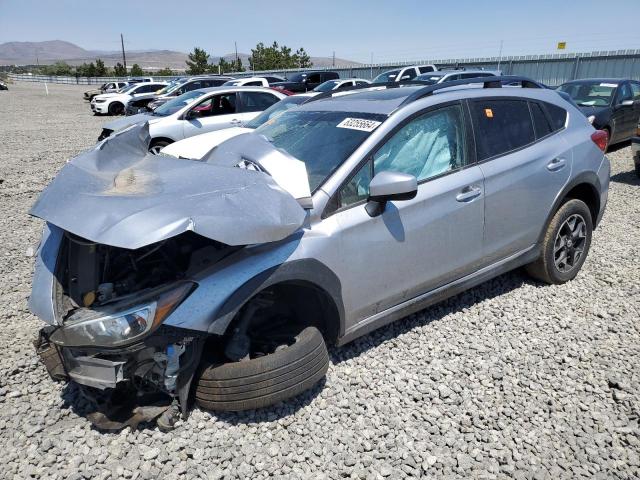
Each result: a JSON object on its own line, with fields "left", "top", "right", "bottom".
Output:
{"left": 149, "top": 140, "right": 170, "bottom": 155}
{"left": 526, "top": 199, "right": 593, "bottom": 284}
{"left": 194, "top": 327, "right": 329, "bottom": 412}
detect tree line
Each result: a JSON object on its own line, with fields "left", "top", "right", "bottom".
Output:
{"left": 185, "top": 42, "right": 313, "bottom": 75}
{"left": 25, "top": 59, "right": 176, "bottom": 77}
{"left": 10, "top": 40, "right": 314, "bottom": 77}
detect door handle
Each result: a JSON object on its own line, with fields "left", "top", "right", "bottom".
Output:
{"left": 547, "top": 157, "right": 567, "bottom": 172}
{"left": 230, "top": 119, "right": 242, "bottom": 125}
{"left": 456, "top": 185, "right": 482, "bottom": 202}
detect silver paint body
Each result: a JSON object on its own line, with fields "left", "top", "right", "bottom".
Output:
{"left": 30, "top": 85, "right": 610, "bottom": 346}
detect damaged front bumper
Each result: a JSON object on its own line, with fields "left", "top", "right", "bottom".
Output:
{"left": 34, "top": 322, "right": 206, "bottom": 426}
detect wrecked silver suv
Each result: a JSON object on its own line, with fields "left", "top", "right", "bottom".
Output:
{"left": 30, "top": 77, "right": 609, "bottom": 429}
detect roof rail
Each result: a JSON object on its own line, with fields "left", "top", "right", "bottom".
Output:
{"left": 302, "top": 80, "right": 426, "bottom": 104}
{"left": 303, "top": 75, "right": 547, "bottom": 107}
{"left": 396, "top": 75, "right": 547, "bottom": 108}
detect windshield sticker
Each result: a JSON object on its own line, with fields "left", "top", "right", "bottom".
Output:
{"left": 600, "top": 83, "right": 618, "bottom": 88}
{"left": 336, "top": 118, "right": 382, "bottom": 132}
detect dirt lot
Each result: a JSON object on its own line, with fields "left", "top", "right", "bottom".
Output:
{"left": 0, "top": 82, "right": 639, "bottom": 479}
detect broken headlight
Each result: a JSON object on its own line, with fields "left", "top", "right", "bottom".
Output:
{"left": 50, "top": 283, "right": 194, "bottom": 348}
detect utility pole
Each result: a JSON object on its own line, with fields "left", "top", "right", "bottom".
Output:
{"left": 120, "top": 33, "right": 127, "bottom": 72}
{"left": 370, "top": 52, "right": 373, "bottom": 80}
{"left": 497, "top": 40, "right": 504, "bottom": 71}
{"left": 332, "top": 51, "right": 335, "bottom": 68}
{"left": 234, "top": 41, "right": 239, "bottom": 70}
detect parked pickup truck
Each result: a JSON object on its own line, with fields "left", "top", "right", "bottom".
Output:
{"left": 83, "top": 81, "right": 129, "bottom": 101}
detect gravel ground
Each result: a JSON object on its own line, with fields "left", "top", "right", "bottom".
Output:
{"left": 0, "top": 82, "right": 639, "bottom": 480}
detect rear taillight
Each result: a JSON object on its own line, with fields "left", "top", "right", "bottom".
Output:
{"left": 591, "top": 130, "right": 608, "bottom": 152}
{"left": 636, "top": 125, "right": 640, "bottom": 136}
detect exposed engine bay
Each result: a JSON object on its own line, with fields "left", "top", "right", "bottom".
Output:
{"left": 56, "top": 231, "right": 235, "bottom": 317}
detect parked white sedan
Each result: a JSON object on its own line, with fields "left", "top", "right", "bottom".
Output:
{"left": 98, "top": 86, "right": 287, "bottom": 153}
{"left": 91, "top": 82, "right": 167, "bottom": 115}
{"left": 161, "top": 94, "right": 310, "bottom": 159}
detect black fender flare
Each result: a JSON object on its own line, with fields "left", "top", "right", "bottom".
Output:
{"left": 537, "top": 171, "right": 602, "bottom": 246}
{"left": 208, "top": 258, "right": 345, "bottom": 342}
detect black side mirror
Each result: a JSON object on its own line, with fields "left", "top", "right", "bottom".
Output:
{"left": 365, "top": 171, "right": 418, "bottom": 217}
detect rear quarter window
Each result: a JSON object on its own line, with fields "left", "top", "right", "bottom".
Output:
{"left": 544, "top": 102, "right": 567, "bottom": 131}
{"left": 530, "top": 102, "right": 553, "bottom": 138}
{"left": 470, "top": 99, "right": 535, "bottom": 160}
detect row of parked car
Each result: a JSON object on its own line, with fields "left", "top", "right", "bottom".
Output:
{"left": 32, "top": 70, "right": 625, "bottom": 430}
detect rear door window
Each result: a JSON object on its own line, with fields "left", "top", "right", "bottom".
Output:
{"left": 418, "top": 66, "right": 435, "bottom": 74}
{"left": 470, "top": 99, "right": 535, "bottom": 160}
{"left": 240, "top": 92, "right": 280, "bottom": 112}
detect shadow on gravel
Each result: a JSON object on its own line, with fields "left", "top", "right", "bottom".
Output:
{"left": 330, "top": 269, "right": 536, "bottom": 365}
{"left": 606, "top": 140, "right": 631, "bottom": 154}
{"left": 610, "top": 170, "right": 640, "bottom": 186}
{"left": 59, "top": 270, "right": 541, "bottom": 430}
{"left": 206, "top": 378, "right": 327, "bottom": 425}
{"left": 60, "top": 373, "right": 327, "bottom": 430}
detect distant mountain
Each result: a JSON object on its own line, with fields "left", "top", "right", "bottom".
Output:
{"left": 0, "top": 40, "right": 361, "bottom": 71}
{"left": 0, "top": 40, "right": 90, "bottom": 62}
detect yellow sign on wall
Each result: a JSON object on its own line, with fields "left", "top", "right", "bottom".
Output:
{"left": 557, "top": 42, "right": 567, "bottom": 50}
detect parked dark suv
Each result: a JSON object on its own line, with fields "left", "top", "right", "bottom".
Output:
{"left": 271, "top": 71, "right": 340, "bottom": 93}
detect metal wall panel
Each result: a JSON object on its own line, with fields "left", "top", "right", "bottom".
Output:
{"left": 8, "top": 51, "right": 640, "bottom": 86}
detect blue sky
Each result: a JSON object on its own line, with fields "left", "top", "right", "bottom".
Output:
{"left": 1, "top": 0, "right": 638, "bottom": 63}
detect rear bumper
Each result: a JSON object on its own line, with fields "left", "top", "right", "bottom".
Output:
{"left": 125, "top": 105, "right": 148, "bottom": 116}
{"left": 632, "top": 137, "right": 640, "bottom": 166}
{"left": 596, "top": 155, "right": 610, "bottom": 227}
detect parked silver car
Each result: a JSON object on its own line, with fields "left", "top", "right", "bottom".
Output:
{"left": 98, "top": 86, "right": 287, "bottom": 153}
{"left": 29, "top": 76, "right": 609, "bottom": 429}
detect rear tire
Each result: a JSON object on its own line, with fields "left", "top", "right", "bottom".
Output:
{"left": 526, "top": 199, "right": 593, "bottom": 284}
{"left": 108, "top": 102, "right": 124, "bottom": 116}
{"left": 194, "top": 326, "right": 329, "bottom": 412}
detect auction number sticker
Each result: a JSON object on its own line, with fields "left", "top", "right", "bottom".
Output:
{"left": 336, "top": 118, "right": 382, "bottom": 132}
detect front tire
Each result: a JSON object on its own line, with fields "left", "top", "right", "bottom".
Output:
{"left": 526, "top": 199, "right": 593, "bottom": 284}
{"left": 107, "top": 102, "right": 124, "bottom": 116}
{"left": 194, "top": 326, "right": 329, "bottom": 412}
{"left": 149, "top": 140, "right": 170, "bottom": 155}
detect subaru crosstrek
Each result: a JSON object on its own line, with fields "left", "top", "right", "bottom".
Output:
{"left": 29, "top": 76, "right": 610, "bottom": 429}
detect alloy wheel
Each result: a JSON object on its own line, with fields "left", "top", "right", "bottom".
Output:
{"left": 553, "top": 214, "right": 587, "bottom": 273}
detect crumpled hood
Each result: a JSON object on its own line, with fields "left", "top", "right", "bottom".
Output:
{"left": 30, "top": 124, "right": 307, "bottom": 249}
{"left": 102, "top": 113, "right": 157, "bottom": 133}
